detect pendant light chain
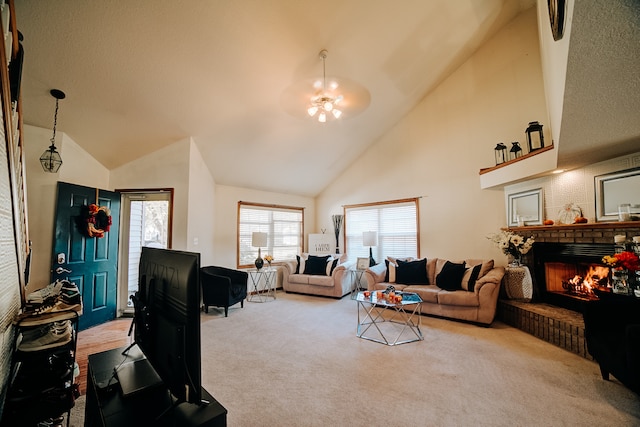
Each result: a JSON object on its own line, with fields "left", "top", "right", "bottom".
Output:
{"left": 51, "top": 98, "right": 60, "bottom": 144}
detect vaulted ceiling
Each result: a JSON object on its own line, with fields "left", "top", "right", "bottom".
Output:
{"left": 15, "top": 0, "right": 537, "bottom": 196}
{"left": 15, "top": 1, "right": 639, "bottom": 198}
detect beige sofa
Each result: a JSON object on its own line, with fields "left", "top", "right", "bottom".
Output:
{"left": 282, "top": 256, "right": 355, "bottom": 298}
{"left": 364, "top": 257, "right": 504, "bottom": 325}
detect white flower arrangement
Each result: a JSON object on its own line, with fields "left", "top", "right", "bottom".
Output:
{"left": 487, "top": 230, "right": 535, "bottom": 258}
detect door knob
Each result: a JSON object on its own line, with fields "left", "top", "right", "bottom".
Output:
{"left": 56, "top": 267, "right": 72, "bottom": 274}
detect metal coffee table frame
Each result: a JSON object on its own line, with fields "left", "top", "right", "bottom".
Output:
{"left": 356, "top": 291, "right": 423, "bottom": 346}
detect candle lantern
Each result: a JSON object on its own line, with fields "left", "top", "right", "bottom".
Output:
{"left": 494, "top": 143, "right": 507, "bottom": 165}
{"left": 509, "top": 142, "right": 523, "bottom": 160}
{"left": 525, "top": 121, "right": 544, "bottom": 151}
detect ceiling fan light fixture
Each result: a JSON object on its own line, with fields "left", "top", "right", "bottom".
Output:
{"left": 307, "top": 49, "right": 343, "bottom": 123}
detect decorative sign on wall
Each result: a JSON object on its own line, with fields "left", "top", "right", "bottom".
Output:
{"left": 308, "top": 234, "right": 334, "bottom": 255}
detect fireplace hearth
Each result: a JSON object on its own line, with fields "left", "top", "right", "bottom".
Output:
{"left": 497, "top": 223, "right": 640, "bottom": 358}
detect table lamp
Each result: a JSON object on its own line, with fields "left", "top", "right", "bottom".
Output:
{"left": 252, "top": 232, "right": 267, "bottom": 270}
{"left": 363, "top": 231, "right": 377, "bottom": 267}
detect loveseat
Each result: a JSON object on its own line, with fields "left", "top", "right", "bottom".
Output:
{"left": 364, "top": 257, "right": 504, "bottom": 325}
{"left": 282, "top": 254, "right": 355, "bottom": 298}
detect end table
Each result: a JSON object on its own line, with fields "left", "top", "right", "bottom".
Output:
{"left": 248, "top": 268, "right": 277, "bottom": 302}
{"left": 503, "top": 265, "right": 533, "bottom": 301}
{"left": 350, "top": 269, "right": 366, "bottom": 299}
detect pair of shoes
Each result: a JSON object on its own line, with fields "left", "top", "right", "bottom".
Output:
{"left": 26, "top": 280, "right": 63, "bottom": 304}
{"left": 37, "top": 416, "right": 64, "bottom": 427}
{"left": 33, "top": 281, "right": 82, "bottom": 316}
{"left": 18, "top": 321, "right": 72, "bottom": 352}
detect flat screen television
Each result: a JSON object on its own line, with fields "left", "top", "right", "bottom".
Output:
{"left": 134, "top": 247, "right": 202, "bottom": 405}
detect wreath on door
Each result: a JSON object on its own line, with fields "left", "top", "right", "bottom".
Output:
{"left": 78, "top": 204, "right": 112, "bottom": 238}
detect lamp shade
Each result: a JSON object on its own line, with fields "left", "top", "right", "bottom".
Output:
{"left": 252, "top": 232, "right": 267, "bottom": 248}
{"left": 363, "top": 231, "right": 377, "bottom": 247}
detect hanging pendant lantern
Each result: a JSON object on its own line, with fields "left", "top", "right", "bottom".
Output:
{"left": 40, "top": 89, "right": 66, "bottom": 173}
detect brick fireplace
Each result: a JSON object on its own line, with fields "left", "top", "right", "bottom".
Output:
{"left": 497, "top": 222, "right": 640, "bottom": 359}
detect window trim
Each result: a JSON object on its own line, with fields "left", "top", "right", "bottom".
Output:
{"left": 343, "top": 197, "right": 420, "bottom": 260}
{"left": 237, "top": 201, "right": 305, "bottom": 268}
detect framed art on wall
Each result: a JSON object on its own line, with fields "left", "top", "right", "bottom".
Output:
{"left": 506, "top": 188, "right": 543, "bottom": 227}
{"left": 594, "top": 167, "right": 640, "bottom": 222}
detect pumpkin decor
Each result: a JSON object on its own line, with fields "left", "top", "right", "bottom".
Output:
{"left": 78, "top": 204, "right": 112, "bottom": 238}
{"left": 543, "top": 219, "right": 554, "bottom": 225}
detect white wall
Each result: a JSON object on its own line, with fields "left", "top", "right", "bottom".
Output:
{"left": 109, "top": 138, "right": 192, "bottom": 251}
{"left": 317, "top": 8, "right": 546, "bottom": 265}
{"left": 186, "top": 140, "right": 216, "bottom": 265}
{"left": 213, "top": 184, "right": 314, "bottom": 268}
{"left": 24, "top": 125, "right": 110, "bottom": 293}
{"left": 536, "top": 0, "right": 574, "bottom": 147}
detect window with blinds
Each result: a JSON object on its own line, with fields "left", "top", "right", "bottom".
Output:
{"left": 344, "top": 198, "right": 419, "bottom": 261}
{"left": 237, "top": 202, "right": 304, "bottom": 268}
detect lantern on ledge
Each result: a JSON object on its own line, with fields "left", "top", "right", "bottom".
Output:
{"left": 494, "top": 143, "right": 507, "bottom": 165}
{"left": 525, "top": 121, "right": 544, "bottom": 152}
{"left": 509, "top": 141, "right": 523, "bottom": 160}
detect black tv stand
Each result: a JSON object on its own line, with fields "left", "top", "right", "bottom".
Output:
{"left": 86, "top": 346, "right": 226, "bottom": 426}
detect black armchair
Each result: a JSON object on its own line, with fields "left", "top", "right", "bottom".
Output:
{"left": 584, "top": 295, "right": 640, "bottom": 395}
{"left": 200, "top": 266, "right": 248, "bottom": 317}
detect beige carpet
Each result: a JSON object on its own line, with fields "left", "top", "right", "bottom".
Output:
{"left": 71, "top": 292, "right": 640, "bottom": 426}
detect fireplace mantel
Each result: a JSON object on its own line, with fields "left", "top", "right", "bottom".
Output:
{"left": 504, "top": 222, "right": 640, "bottom": 245}
{"left": 506, "top": 221, "right": 640, "bottom": 232}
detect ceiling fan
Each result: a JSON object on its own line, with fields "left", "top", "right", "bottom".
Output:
{"left": 281, "top": 49, "right": 370, "bottom": 122}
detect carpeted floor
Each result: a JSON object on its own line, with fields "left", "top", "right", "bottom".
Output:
{"left": 70, "top": 292, "right": 640, "bottom": 426}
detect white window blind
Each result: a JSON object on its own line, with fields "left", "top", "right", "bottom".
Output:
{"left": 238, "top": 202, "right": 303, "bottom": 267}
{"left": 344, "top": 199, "right": 419, "bottom": 261}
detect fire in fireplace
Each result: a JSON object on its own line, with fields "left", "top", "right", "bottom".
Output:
{"left": 561, "top": 265, "right": 609, "bottom": 298}
{"left": 533, "top": 242, "right": 616, "bottom": 311}
{"left": 544, "top": 262, "right": 608, "bottom": 300}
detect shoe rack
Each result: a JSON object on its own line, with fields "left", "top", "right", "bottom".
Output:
{"left": 1, "top": 309, "right": 81, "bottom": 426}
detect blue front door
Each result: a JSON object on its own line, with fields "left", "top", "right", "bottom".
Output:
{"left": 53, "top": 182, "right": 120, "bottom": 330}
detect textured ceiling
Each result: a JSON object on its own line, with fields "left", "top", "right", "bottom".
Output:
{"left": 558, "top": 0, "right": 640, "bottom": 169}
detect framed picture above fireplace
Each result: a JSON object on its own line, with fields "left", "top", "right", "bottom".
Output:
{"left": 506, "top": 188, "right": 543, "bottom": 227}
{"left": 595, "top": 167, "right": 640, "bottom": 222}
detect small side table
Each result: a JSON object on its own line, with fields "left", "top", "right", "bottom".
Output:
{"left": 248, "top": 268, "right": 277, "bottom": 302}
{"left": 350, "top": 269, "right": 366, "bottom": 299}
{"left": 503, "top": 265, "right": 533, "bottom": 302}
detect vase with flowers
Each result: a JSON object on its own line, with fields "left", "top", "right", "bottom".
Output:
{"left": 488, "top": 230, "right": 535, "bottom": 267}
{"left": 264, "top": 255, "right": 274, "bottom": 269}
{"left": 602, "top": 251, "right": 640, "bottom": 296}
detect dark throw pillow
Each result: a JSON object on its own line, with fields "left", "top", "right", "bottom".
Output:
{"left": 461, "top": 263, "right": 483, "bottom": 292}
{"left": 395, "top": 258, "right": 428, "bottom": 285}
{"left": 328, "top": 258, "right": 339, "bottom": 275}
{"left": 295, "top": 255, "right": 306, "bottom": 274}
{"left": 436, "top": 261, "right": 466, "bottom": 291}
{"left": 303, "top": 255, "right": 331, "bottom": 275}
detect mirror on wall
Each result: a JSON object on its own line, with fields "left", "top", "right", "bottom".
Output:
{"left": 595, "top": 167, "right": 640, "bottom": 222}
{"left": 506, "top": 188, "right": 543, "bottom": 227}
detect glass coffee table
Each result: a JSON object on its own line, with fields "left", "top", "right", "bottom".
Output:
{"left": 355, "top": 290, "right": 423, "bottom": 346}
